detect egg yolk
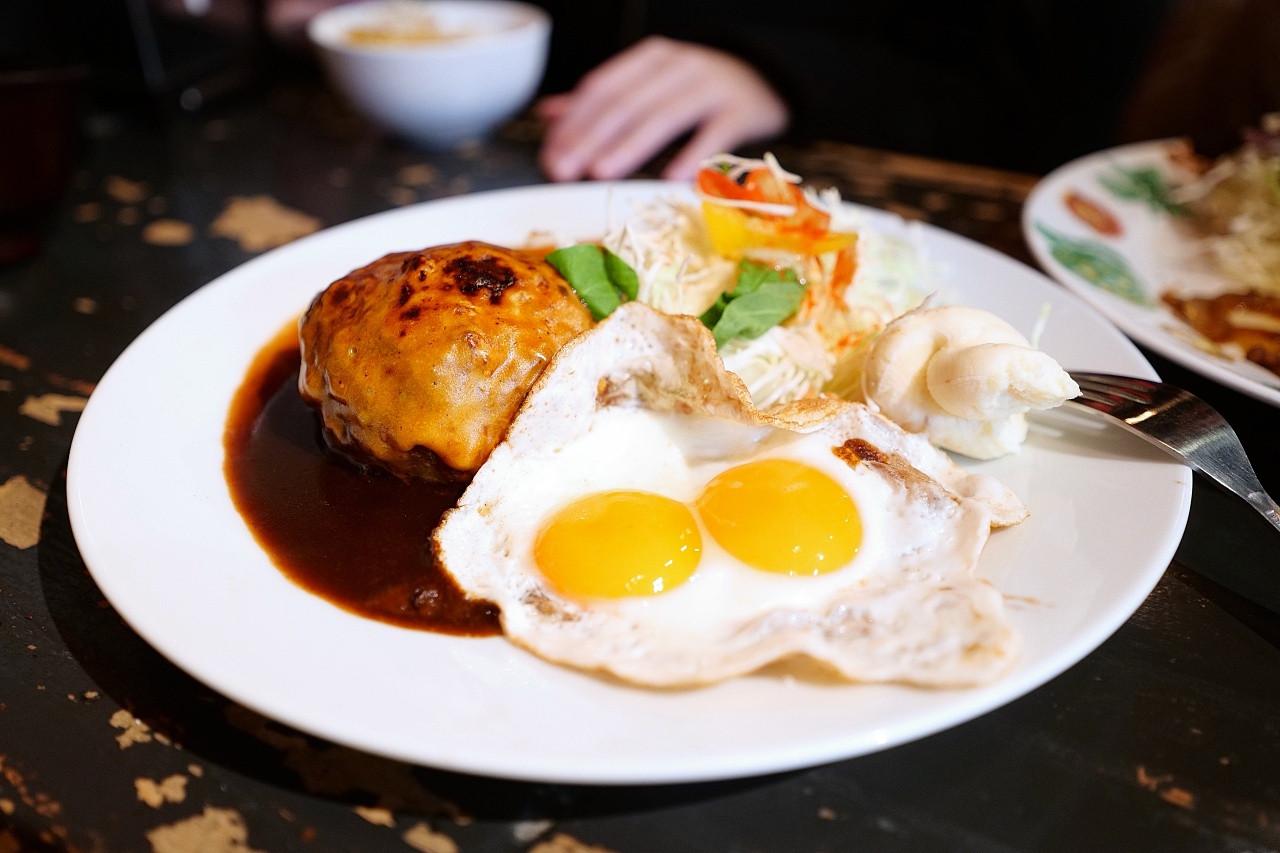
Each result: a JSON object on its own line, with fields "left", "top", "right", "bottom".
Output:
{"left": 534, "top": 491, "right": 702, "bottom": 598}
{"left": 696, "top": 458, "right": 860, "bottom": 576}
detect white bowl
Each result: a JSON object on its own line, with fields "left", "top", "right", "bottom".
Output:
{"left": 309, "top": 0, "right": 550, "bottom": 149}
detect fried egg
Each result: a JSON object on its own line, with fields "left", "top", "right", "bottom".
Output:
{"left": 434, "top": 303, "right": 1027, "bottom": 688}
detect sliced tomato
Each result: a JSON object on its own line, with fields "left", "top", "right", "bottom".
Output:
{"left": 697, "top": 165, "right": 808, "bottom": 208}
{"left": 697, "top": 164, "right": 852, "bottom": 257}
{"left": 696, "top": 168, "right": 752, "bottom": 202}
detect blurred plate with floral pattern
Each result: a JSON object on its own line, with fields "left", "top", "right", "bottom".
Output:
{"left": 1024, "top": 139, "right": 1280, "bottom": 407}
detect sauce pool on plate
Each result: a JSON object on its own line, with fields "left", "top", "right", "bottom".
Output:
{"left": 223, "top": 323, "right": 501, "bottom": 636}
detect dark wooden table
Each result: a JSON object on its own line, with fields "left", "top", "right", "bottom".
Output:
{"left": 3, "top": 83, "right": 1279, "bottom": 853}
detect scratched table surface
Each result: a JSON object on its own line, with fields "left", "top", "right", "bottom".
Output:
{"left": 2, "top": 82, "right": 1280, "bottom": 853}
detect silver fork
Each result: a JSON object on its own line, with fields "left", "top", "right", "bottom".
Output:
{"left": 1065, "top": 372, "right": 1280, "bottom": 533}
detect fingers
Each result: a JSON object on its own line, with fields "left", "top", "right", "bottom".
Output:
{"left": 535, "top": 94, "right": 571, "bottom": 122}
{"left": 583, "top": 94, "right": 710, "bottom": 179}
{"left": 662, "top": 88, "right": 789, "bottom": 180}
{"left": 554, "top": 58, "right": 707, "bottom": 179}
{"left": 540, "top": 37, "right": 679, "bottom": 180}
{"left": 559, "top": 36, "right": 677, "bottom": 123}
{"left": 587, "top": 70, "right": 768, "bottom": 179}
{"left": 662, "top": 118, "right": 751, "bottom": 181}
{"left": 539, "top": 39, "right": 788, "bottom": 182}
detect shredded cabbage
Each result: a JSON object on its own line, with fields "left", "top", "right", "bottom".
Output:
{"left": 720, "top": 325, "right": 833, "bottom": 410}
{"left": 602, "top": 198, "right": 735, "bottom": 316}
{"left": 602, "top": 164, "right": 932, "bottom": 409}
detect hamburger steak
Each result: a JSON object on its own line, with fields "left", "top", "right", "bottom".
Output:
{"left": 299, "top": 241, "right": 594, "bottom": 481}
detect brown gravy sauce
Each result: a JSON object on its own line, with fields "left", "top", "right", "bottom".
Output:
{"left": 223, "top": 323, "right": 501, "bottom": 636}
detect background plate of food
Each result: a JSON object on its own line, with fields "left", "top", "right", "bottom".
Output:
{"left": 1023, "top": 128, "right": 1280, "bottom": 408}
{"left": 68, "top": 177, "right": 1191, "bottom": 784}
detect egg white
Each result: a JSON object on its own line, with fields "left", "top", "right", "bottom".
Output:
{"left": 435, "top": 303, "right": 1024, "bottom": 688}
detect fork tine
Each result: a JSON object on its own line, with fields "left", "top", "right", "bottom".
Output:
{"left": 1073, "top": 387, "right": 1129, "bottom": 410}
{"left": 1064, "top": 371, "right": 1280, "bottom": 535}
{"left": 1070, "top": 373, "right": 1155, "bottom": 405}
{"left": 1069, "top": 371, "right": 1157, "bottom": 391}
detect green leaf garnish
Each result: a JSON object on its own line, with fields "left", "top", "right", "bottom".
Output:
{"left": 699, "top": 260, "right": 804, "bottom": 346}
{"left": 545, "top": 244, "right": 639, "bottom": 320}
{"left": 699, "top": 294, "right": 729, "bottom": 330}
{"left": 603, "top": 248, "right": 639, "bottom": 301}
{"left": 710, "top": 283, "right": 806, "bottom": 345}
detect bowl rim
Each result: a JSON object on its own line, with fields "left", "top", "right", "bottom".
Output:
{"left": 308, "top": 0, "right": 551, "bottom": 56}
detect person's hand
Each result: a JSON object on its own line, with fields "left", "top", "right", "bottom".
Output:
{"left": 538, "top": 36, "right": 789, "bottom": 182}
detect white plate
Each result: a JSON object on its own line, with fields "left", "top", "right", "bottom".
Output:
{"left": 68, "top": 182, "right": 1191, "bottom": 785}
{"left": 1024, "top": 139, "right": 1280, "bottom": 408}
